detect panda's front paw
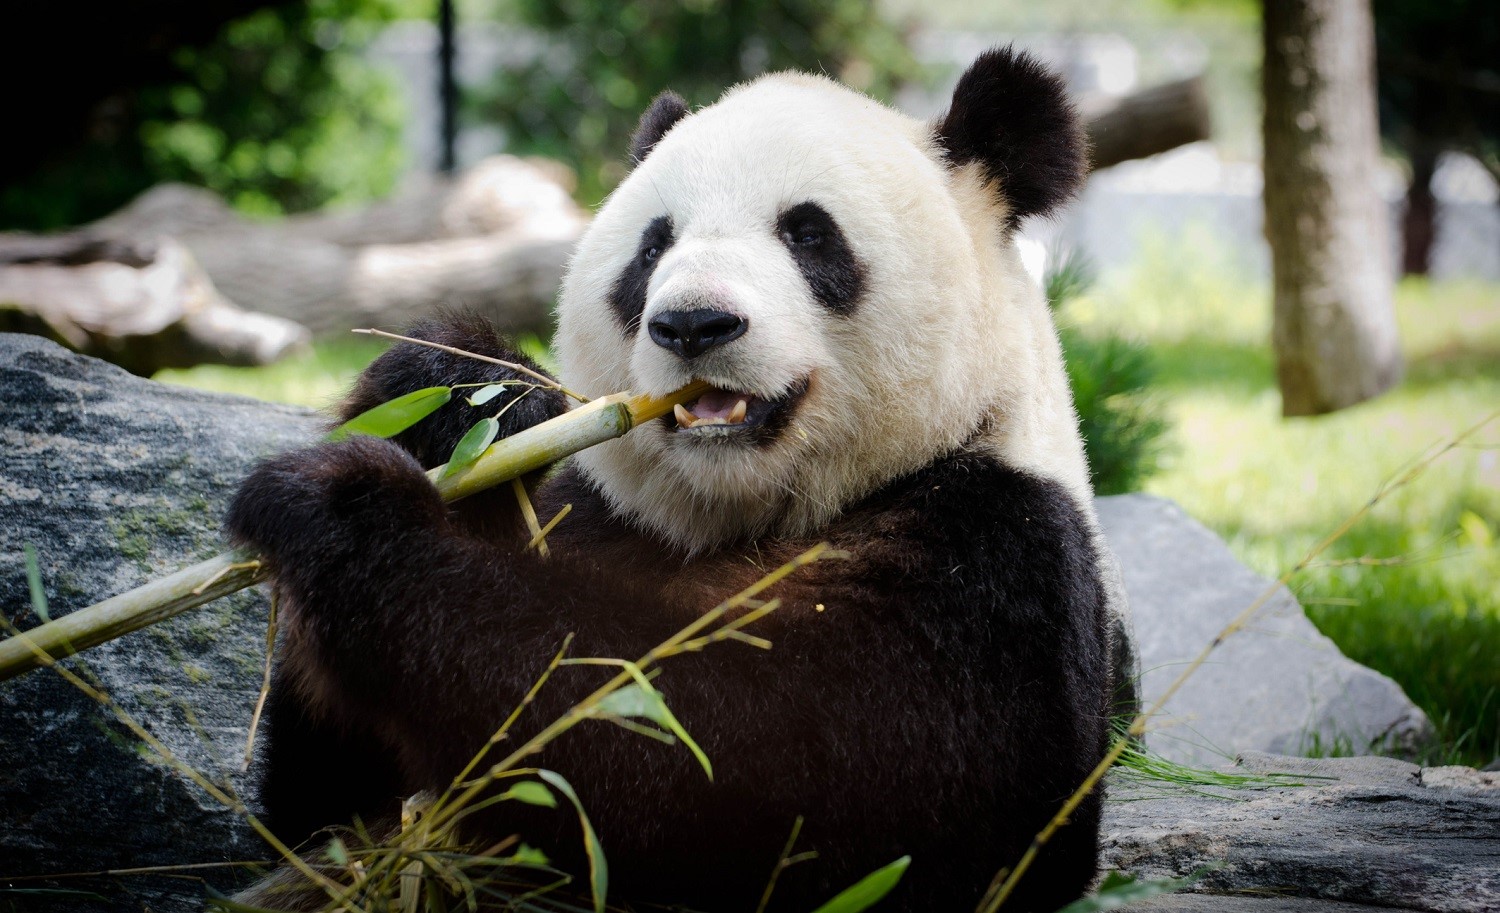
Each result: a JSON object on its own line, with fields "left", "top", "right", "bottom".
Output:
{"left": 342, "top": 311, "right": 570, "bottom": 469}
{"left": 226, "top": 437, "right": 449, "bottom": 569}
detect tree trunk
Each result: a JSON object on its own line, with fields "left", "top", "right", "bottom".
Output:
{"left": 1401, "top": 141, "right": 1439, "bottom": 275}
{"left": 1263, "top": 0, "right": 1402, "bottom": 416}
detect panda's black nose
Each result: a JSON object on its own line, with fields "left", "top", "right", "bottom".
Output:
{"left": 647, "top": 309, "right": 747, "bottom": 359}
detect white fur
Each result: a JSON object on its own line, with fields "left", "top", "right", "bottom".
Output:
{"left": 556, "top": 73, "right": 1094, "bottom": 553}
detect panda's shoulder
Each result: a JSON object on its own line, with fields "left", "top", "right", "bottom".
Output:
{"left": 849, "top": 448, "right": 1101, "bottom": 581}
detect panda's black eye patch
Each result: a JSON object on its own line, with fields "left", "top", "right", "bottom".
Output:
{"left": 609, "top": 215, "right": 675, "bottom": 333}
{"left": 776, "top": 201, "right": 864, "bottom": 316}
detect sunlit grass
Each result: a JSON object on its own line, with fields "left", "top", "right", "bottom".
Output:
{"left": 1074, "top": 232, "right": 1500, "bottom": 766}
{"left": 155, "top": 336, "right": 390, "bottom": 411}
{"left": 155, "top": 332, "right": 560, "bottom": 412}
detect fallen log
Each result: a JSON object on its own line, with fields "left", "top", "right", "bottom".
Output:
{"left": 1086, "top": 75, "right": 1213, "bottom": 171}
{"left": 0, "top": 234, "right": 308, "bottom": 375}
{"left": 87, "top": 155, "right": 588, "bottom": 338}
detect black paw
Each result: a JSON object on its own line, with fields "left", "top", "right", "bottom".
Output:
{"left": 225, "top": 437, "right": 447, "bottom": 569}
{"left": 342, "top": 311, "right": 569, "bottom": 469}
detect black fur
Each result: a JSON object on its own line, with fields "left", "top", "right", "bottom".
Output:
{"left": 227, "top": 315, "right": 1112, "bottom": 912}
{"left": 777, "top": 201, "right": 866, "bottom": 315}
{"left": 341, "top": 311, "right": 567, "bottom": 471}
{"left": 934, "top": 46, "right": 1087, "bottom": 228}
{"left": 244, "top": 313, "right": 568, "bottom": 846}
{"left": 630, "top": 90, "right": 690, "bottom": 164}
{"left": 608, "top": 215, "right": 675, "bottom": 333}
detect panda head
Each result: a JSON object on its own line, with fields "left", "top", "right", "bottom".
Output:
{"left": 556, "top": 48, "right": 1089, "bottom": 551}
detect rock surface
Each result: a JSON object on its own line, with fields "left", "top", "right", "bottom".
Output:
{"left": 1106, "top": 752, "right": 1500, "bottom": 912}
{"left": 1096, "top": 495, "right": 1434, "bottom": 766}
{"left": 0, "top": 336, "right": 1478, "bottom": 912}
{"left": 0, "top": 334, "right": 318, "bottom": 910}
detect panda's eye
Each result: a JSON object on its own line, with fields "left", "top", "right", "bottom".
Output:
{"left": 644, "top": 245, "right": 662, "bottom": 261}
{"left": 783, "top": 227, "right": 822, "bottom": 247}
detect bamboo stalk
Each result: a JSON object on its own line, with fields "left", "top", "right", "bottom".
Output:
{"left": 0, "top": 381, "right": 710, "bottom": 682}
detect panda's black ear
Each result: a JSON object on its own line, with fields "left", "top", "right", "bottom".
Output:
{"left": 934, "top": 47, "right": 1087, "bottom": 228}
{"left": 630, "top": 91, "right": 690, "bottom": 165}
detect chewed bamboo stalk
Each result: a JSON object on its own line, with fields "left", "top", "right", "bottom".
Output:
{"left": 0, "top": 381, "right": 711, "bottom": 682}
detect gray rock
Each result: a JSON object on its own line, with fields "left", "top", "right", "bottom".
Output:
{"left": 1104, "top": 752, "right": 1500, "bottom": 913}
{"left": 1126, "top": 898, "right": 1418, "bottom": 912}
{"left": 0, "top": 333, "right": 319, "bottom": 911}
{"left": 1096, "top": 494, "right": 1434, "bottom": 766}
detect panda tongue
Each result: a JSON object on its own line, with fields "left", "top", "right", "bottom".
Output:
{"left": 690, "top": 389, "right": 751, "bottom": 421}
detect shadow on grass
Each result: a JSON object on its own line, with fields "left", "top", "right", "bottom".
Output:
{"left": 1142, "top": 334, "right": 1499, "bottom": 401}
{"left": 1404, "top": 341, "right": 1500, "bottom": 392}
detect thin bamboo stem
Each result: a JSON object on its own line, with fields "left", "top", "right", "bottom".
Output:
{"left": 351, "top": 327, "right": 591, "bottom": 403}
{"left": 0, "top": 381, "right": 711, "bottom": 682}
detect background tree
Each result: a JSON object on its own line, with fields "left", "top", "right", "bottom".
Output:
{"left": 478, "top": 0, "right": 919, "bottom": 203}
{"left": 1373, "top": 0, "right": 1500, "bottom": 275}
{"left": 2, "top": 0, "right": 406, "bottom": 231}
{"left": 1262, "top": 0, "right": 1402, "bottom": 416}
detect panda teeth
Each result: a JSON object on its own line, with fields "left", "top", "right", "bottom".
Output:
{"left": 675, "top": 398, "right": 751, "bottom": 430}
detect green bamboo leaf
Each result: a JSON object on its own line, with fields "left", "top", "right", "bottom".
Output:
{"left": 537, "top": 769, "right": 608, "bottom": 913}
{"left": 499, "top": 779, "right": 557, "bottom": 808}
{"left": 469, "top": 383, "right": 511, "bottom": 406}
{"left": 808, "top": 856, "right": 910, "bottom": 913}
{"left": 1053, "top": 869, "right": 1203, "bottom": 913}
{"left": 595, "top": 681, "right": 659, "bottom": 718}
{"left": 443, "top": 417, "right": 500, "bottom": 478}
{"left": 596, "top": 682, "right": 713, "bottom": 781}
{"left": 504, "top": 843, "right": 550, "bottom": 867}
{"left": 326, "top": 387, "right": 452, "bottom": 442}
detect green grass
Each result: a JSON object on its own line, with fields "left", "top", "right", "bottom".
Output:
{"left": 155, "top": 336, "right": 391, "bottom": 410}
{"left": 1068, "top": 231, "right": 1500, "bottom": 767}
{"left": 154, "top": 333, "right": 560, "bottom": 411}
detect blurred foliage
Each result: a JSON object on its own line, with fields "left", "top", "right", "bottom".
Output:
{"left": 3, "top": 0, "right": 407, "bottom": 230}
{"left": 1374, "top": 0, "right": 1500, "bottom": 176}
{"left": 477, "top": 0, "right": 921, "bottom": 203}
{"left": 1047, "top": 251, "right": 1170, "bottom": 496}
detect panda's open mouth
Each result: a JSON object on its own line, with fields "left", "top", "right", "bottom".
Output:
{"left": 662, "top": 377, "right": 810, "bottom": 442}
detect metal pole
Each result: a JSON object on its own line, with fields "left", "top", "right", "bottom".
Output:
{"left": 438, "top": 0, "right": 458, "bottom": 173}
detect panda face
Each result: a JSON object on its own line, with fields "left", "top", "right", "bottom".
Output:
{"left": 557, "top": 59, "right": 1088, "bottom": 551}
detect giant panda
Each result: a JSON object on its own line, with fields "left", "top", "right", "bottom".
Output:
{"left": 226, "top": 47, "right": 1129, "bottom": 913}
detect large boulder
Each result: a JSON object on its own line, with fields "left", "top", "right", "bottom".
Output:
{"left": 1096, "top": 495, "right": 1434, "bottom": 765}
{"left": 0, "top": 335, "right": 1479, "bottom": 912}
{"left": 0, "top": 333, "right": 317, "bottom": 911}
